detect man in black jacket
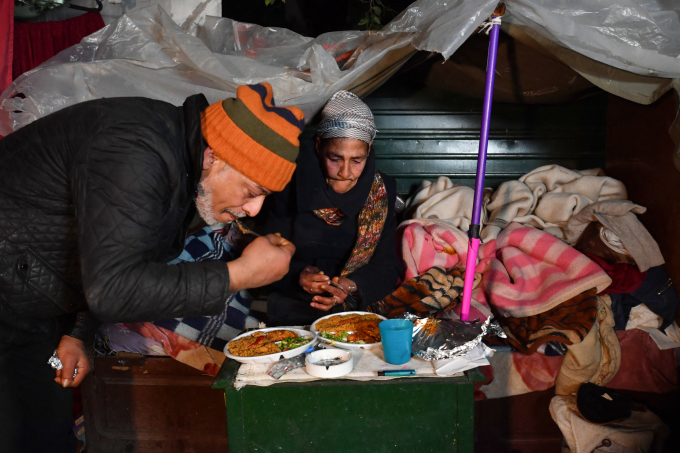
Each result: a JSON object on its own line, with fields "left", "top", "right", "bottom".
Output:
{"left": 0, "top": 82, "right": 302, "bottom": 452}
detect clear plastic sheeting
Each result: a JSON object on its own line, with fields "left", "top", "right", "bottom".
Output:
{"left": 3, "top": 1, "right": 680, "bottom": 136}
{"left": 503, "top": 1, "right": 680, "bottom": 79}
{"left": 198, "top": 16, "right": 367, "bottom": 65}
{"left": 502, "top": 22, "right": 676, "bottom": 105}
{"left": 98, "top": 0, "right": 223, "bottom": 37}
{"left": 384, "top": 0, "right": 680, "bottom": 79}
{"left": 0, "top": 6, "right": 415, "bottom": 135}
{"left": 382, "top": 0, "right": 498, "bottom": 60}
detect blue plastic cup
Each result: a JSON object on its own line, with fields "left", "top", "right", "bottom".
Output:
{"left": 379, "top": 319, "right": 414, "bottom": 365}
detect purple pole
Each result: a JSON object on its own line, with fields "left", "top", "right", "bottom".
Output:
{"left": 460, "top": 18, "right": 501, "bottom": 322}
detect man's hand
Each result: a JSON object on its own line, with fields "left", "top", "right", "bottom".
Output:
{"left": 228, "top": 234, "right": 296, "bottom": 292}
{"left": 299, "top": 266, "right": 330, "bottom": 294}
{"left": 54, "top": 335, "right": 90, "bottom": 388}
{"left": 310, "top": 276, "right": 357, "bottom": 311}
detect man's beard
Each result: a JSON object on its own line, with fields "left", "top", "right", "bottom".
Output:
{"left": 196, "top": 178, "right": 245, "bottom": 226}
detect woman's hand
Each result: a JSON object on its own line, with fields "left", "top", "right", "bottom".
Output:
{"left": 54, "top": 335, "right": 91, "bottom": 388}
{"left": 331, "top": 276, "right": 357, "bottom": 295}
{"left": 310, "top": 277, "right": 357, "bottom": 311}
{"left": 299, "top": 266, "right": 330, "bottom": 294}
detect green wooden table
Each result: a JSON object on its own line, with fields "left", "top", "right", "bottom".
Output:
{"left": 213, "top": 359, "right": 484, "bottom": 453}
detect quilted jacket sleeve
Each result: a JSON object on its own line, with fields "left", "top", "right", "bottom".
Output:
{"left": 71, "top": 123, "right": 229, "bottom": 323}
{"left": 66, "top": 311, "right": 100, "bottom": 343}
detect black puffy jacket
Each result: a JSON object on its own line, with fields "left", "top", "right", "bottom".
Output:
{"left": 0, "top": 94, "right": 230, "bottom": 345}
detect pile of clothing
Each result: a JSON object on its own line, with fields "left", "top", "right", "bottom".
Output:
{"left": 383, "top": 164, "right": 679, "bottom": 399}
{"left": 551, "top": 383, "right": 669, "bottom": 453}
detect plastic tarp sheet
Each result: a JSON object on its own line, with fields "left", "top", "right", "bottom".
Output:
{"left": 502, "top": 22, "right": 676, "bottom": 105}
{"left": 0, "top": 6, "right": 416, "bottom": 135}
{"left": 2, "top": 0, "right": 680, "bottom": 140}
{"left": 504, "top": 0, "right": 680, "bottom": 79}
{"left": 0, "top": 1, "right": 497, "bottom": 135}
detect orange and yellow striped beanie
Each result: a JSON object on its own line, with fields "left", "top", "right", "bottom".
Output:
{"left": 201, "top": 83, "right": 305, "bottom": 192}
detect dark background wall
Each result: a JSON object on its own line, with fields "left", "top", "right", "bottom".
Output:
{"left": 222, "top": 0, "right": 414, "bottom": 36}
{"left": 605, "top": 90, "right": 680, "bottom": 323}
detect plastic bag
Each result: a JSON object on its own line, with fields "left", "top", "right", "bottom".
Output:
{"left": 504, "top": 0, "right": 680, "bottom": 79}
{"left": 3, "top": 1, "right": 679, "bottom": 136}
{"left": 0, "top": 5, "right": 413, "bottom": 135}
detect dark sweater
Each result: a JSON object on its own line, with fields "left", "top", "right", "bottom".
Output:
{"left": 262, "top": 141, "right": 402, "bottom": 321}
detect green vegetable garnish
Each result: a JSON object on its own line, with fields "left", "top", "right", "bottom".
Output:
{"left": 277, "top": 337, "right": 311, "bottom": 351}
{"left": 320, "top": 331, "right": 365, "bottom": 344}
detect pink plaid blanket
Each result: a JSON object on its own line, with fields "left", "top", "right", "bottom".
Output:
{"left": 398, "top": 219, "right": 470, "bottom": 280}
{"left": 479, "top": 222, "right": 611, "bottom": 317}
{"left": 397, "top": 220, "right": 611, "bottom": 319}
{"left": 397, "top": 219, "right": 491, "bottom": 321}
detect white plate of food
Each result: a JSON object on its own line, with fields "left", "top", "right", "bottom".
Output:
{"left": 310, "top": 311, "right": 386, "bottom": 350}
{"left": 224, "top": 327, "right": 318, "bottom": 364}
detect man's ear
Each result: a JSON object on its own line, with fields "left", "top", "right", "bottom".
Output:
{"left": 367, "top": 141, "right": 372, "bottom": 155}
{"left": 203, "top": 147, "right": 215, "bottom": 170}
{"left": 314, "top": 136, "right": 321, "bottom": 154}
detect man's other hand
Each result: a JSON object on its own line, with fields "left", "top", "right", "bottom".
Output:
{"left": 54, "top": 335, "right": 90, "bottom": 388}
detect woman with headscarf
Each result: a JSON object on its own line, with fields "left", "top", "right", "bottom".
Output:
{"left": 262, "top": 91, "right": 402, "bottom": 325}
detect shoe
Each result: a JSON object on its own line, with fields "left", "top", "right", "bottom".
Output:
{"left": 575, "top": 383, "right": 632, "bottom": 424}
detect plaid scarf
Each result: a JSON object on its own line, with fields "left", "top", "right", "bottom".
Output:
{"left": 313, "top": 171, "right": 388, "bottom": 276}
{"left": 152, "top": 226, "right": 259, "bottom": 351}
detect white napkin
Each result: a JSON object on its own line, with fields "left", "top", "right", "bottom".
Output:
{"left": 433, "top": 343, "right": 494, "bottom": 376}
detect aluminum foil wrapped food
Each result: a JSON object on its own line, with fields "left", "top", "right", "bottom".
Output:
{"left": 267, "top": 354, "right": 307, "bottom": 379}
{"left": 47, "top": 350, "right": 78, "bottom": 378}
{"left": 403, "top": 314, "right": 503, "bottom": 361}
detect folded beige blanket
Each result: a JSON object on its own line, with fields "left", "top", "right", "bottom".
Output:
{"left": 563, "top": 200, "right": 664, "bottom": 272}
{"left": 550, "top": 394, "right": 668, "bottom": 453}
{"left": 403, "top": 176, "right": 491, "bottom": 232}
{"left": 404, "top": 165, "right": 664, "bottom": 271}
{"left": 485, "top": 165, "right": 627, "bottom": 238}
{"left": 483, "top": 165, "right": 663, "bottom": 270}
{"left": 555, "top": 295, "right": 621, "bottom": 396}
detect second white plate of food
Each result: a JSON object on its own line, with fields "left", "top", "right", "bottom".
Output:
{"left": 310, "top": 311, "right": 387, "bottom": 350}
{"left": 224, "top": 327, "right": 318, "bottom": 364}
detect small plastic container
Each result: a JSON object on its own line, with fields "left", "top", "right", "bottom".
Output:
{"left": 379, "top": 319, "right": 414, "bottom": 365}
{"left": 305, "top": 349, "right": 354, "bottom": 378}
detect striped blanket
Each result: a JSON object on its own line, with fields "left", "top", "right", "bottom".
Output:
{"left": 479, "top": 222, "right": 611, "bottom": 318}
{"left": 398, "top": 219, "right": 470, "bottom": 281}
{"left": 367, "top": 267, "right": 480, "bottom": 318}
{"left": 397, "top": 220, "right": 610, "bottom": 321}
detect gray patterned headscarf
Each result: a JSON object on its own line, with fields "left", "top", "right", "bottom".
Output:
{"left": 317, "top": 91, "right": 377, "bottom": 144}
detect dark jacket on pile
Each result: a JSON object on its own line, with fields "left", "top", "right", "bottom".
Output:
{"left": 263, "top": 141, "right": 402, "bottom": 324}
{"left": 0, "top": 94, "right": 231, "bottom": 345}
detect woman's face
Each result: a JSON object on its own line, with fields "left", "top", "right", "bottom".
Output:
{"left": 315, "top": 137, "right": 370, "bottom": 194}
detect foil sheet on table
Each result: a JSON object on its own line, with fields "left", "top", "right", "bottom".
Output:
{"left": 268, "top": 354, "right": 306, "bottom": 379}
{"left": 403, "top": 314, "right": 500, "bottom": 361}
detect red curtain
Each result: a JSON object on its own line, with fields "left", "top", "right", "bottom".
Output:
{"left": 12, "top": 12, "right": 105, "bottom": 81}
{"left": 1, "top": 0, "right": 14, "bottom": 92}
